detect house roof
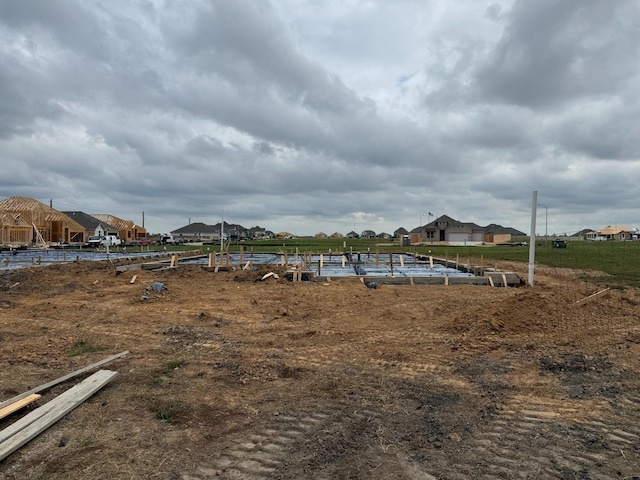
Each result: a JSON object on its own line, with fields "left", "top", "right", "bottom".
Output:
{"left": 0, "top": 196, "right": 84, "bottom": 231}
{"left": 484, "top": 224, "right": 526, "bottom": 236}
{"left": 62, "top": 211, "right": 118, "bottom": 233}
{"left": 571, "top": 228, "right": 596, "bottom": 237}
{"left": 92, "top": 214, "right": 132, "bottom": 230}
{"left": 598, "top": 225, "right": 629, "bottom": 235}
{"left": 171, "top": 222, "right": 217, "bottom": 235}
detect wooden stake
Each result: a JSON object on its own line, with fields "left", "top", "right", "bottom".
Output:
{"left": 488, "top": 276, "right": 495, "bottom": 287}
{"left": 170, "top": 255, "right": 177, "bottom": 268}
{"left": 399, "top": 255, "right": 404, "bottom": 267}
{"left": 573, "top": 288, "right": 611, "bottom": 306}
{"left": 501, "top": 273, "right": 508, "bottom": 287}
{"left": 129, "top": 275, "right": 137, "bottom": 284}
{"left": 208, "top": 253, "right": 213, "bottom": 268}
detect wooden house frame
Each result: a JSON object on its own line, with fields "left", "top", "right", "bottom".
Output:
{"left": 0, "top": 213, "right": 33, "bottom": 245}
{"left": 0, "top": 197, "right": 85, "bottom": 246}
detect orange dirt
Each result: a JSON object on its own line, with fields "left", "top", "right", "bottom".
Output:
{"left": 1, "top": 259, "right": 639, "bottom": 479}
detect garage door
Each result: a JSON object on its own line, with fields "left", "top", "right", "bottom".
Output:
{"left": 448, "top": 233, "right": 468, "bottom": 242}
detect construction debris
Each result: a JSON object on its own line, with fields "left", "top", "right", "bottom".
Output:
{"left": 260, "top": 272, "right": 280, "bottom": 281}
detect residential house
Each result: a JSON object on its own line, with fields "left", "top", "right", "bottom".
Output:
{"left": 394, "top": 227, "right": 409, "bottom": 238}
{"left": 377, "top": 232, "right": 392, "bottom": 239}
{"left": 210, "top": 222, "right": 248, "bottom": 241}
{"left": 63, "top": 211, "right": 119, "bottom": 241}
{"left": 411, "top": 215, "right": 485, "bottom": 243}
{"left": 314, "top": 232, "right": 328, "bottom": 238}
{"left": 171, "top": 222, "right": 219, "bottom": 242}
{"left": 360, "top": 230, "right": 376, "bottom": 238}
{"left": 248, "top": 226, "right": 271, "bottom": 239}
{"left": 597, "top": 226, "right": 630, "bottom": 241}
{"left": 91, "top": 214, "right": 146, "bottom": 243}
{"left": 345, "top": 231, "right": 359, "bottom": 238}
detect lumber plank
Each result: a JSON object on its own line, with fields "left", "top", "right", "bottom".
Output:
{"left": 129, "top": 275, "right": 138, "bottom": 284}
{"left": 573, "top": 288, "right": 611, "bottom": 306}
{"left": 0, "top": 370, "right": 118, "bottom": 461}
{"left": 0, "top": 395, "right": 41, "bottom": 421}
{"left": 0, "top": 351, "right": 129, "bottom": 411}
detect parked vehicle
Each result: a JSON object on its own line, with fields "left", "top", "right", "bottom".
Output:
{"left": 160, "top": 234, "right": 184, "bottom": 245}
{"left": 88, "top": 235, "right": 122, "bottom": 247}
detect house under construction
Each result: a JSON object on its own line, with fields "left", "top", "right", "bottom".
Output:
{"left": 90, "top": 214, "right": 146, "bottom": 243}
{"left": 0, "top": 196, "right": 85, "bottom": 246}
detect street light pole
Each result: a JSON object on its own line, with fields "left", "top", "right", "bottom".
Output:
{"left": 537, "top": 204, "right": 548, "bottom": 238}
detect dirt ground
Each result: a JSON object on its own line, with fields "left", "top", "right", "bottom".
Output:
{"left": 0, "top": 257, "right": 639, "bottom": 479}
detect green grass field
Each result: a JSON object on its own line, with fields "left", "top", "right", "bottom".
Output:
{"left": 162, "top": 238, "right": 640, "bottom": 288}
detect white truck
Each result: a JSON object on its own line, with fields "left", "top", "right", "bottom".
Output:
{"left": 87, "top": 235, "right": 122, "bottom": 248}
{"left": 160, "top": 234, "right": 184, "bottom": 245}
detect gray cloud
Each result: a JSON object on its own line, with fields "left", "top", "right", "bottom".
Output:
{"left": 0, "top": 0, "right": 638, "bottom": 237}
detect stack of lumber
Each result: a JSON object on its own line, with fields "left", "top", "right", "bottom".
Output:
{"left": 0, "top": 351, "right": 128, "bottom": 462}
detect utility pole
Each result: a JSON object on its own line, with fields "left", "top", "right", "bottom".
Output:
{"left": 529, "top": 191, "right": 538, "bottom": 286}
{"left": 220, "top": 210, "right": 224, "bottom": 254}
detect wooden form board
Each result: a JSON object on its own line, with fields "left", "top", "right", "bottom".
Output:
{"left": 0, "top": 351, "right": 128, "bottom": 411}
{"left": 0, "top": 370, "right": 118, "bottom": 461}
{"left": 0, "top": 395, "right": 41, "bottom": 421}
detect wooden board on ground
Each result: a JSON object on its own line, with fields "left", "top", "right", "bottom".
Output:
{"left": 0, "top": 394, "right": 41, "bottom": 421}
{"left": 0, "top": 370, "right": 118, "bottom": 462}
{"left": 0, "top": 351, "right": 129, "bottom": 411}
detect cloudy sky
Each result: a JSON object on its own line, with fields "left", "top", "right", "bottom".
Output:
{"left": 1, "top": 0, "right": 638, "bottom": 236}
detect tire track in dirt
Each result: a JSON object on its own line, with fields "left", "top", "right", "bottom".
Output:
{"left": 181, "top": 410, "right": 335, "bottom": 479}
{"left": 447, "top": 396, "right": 638, "bottom": 479}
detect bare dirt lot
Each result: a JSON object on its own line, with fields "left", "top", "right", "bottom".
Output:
{"left": 1, "top": 259, "right": 640, "bottom": 479}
